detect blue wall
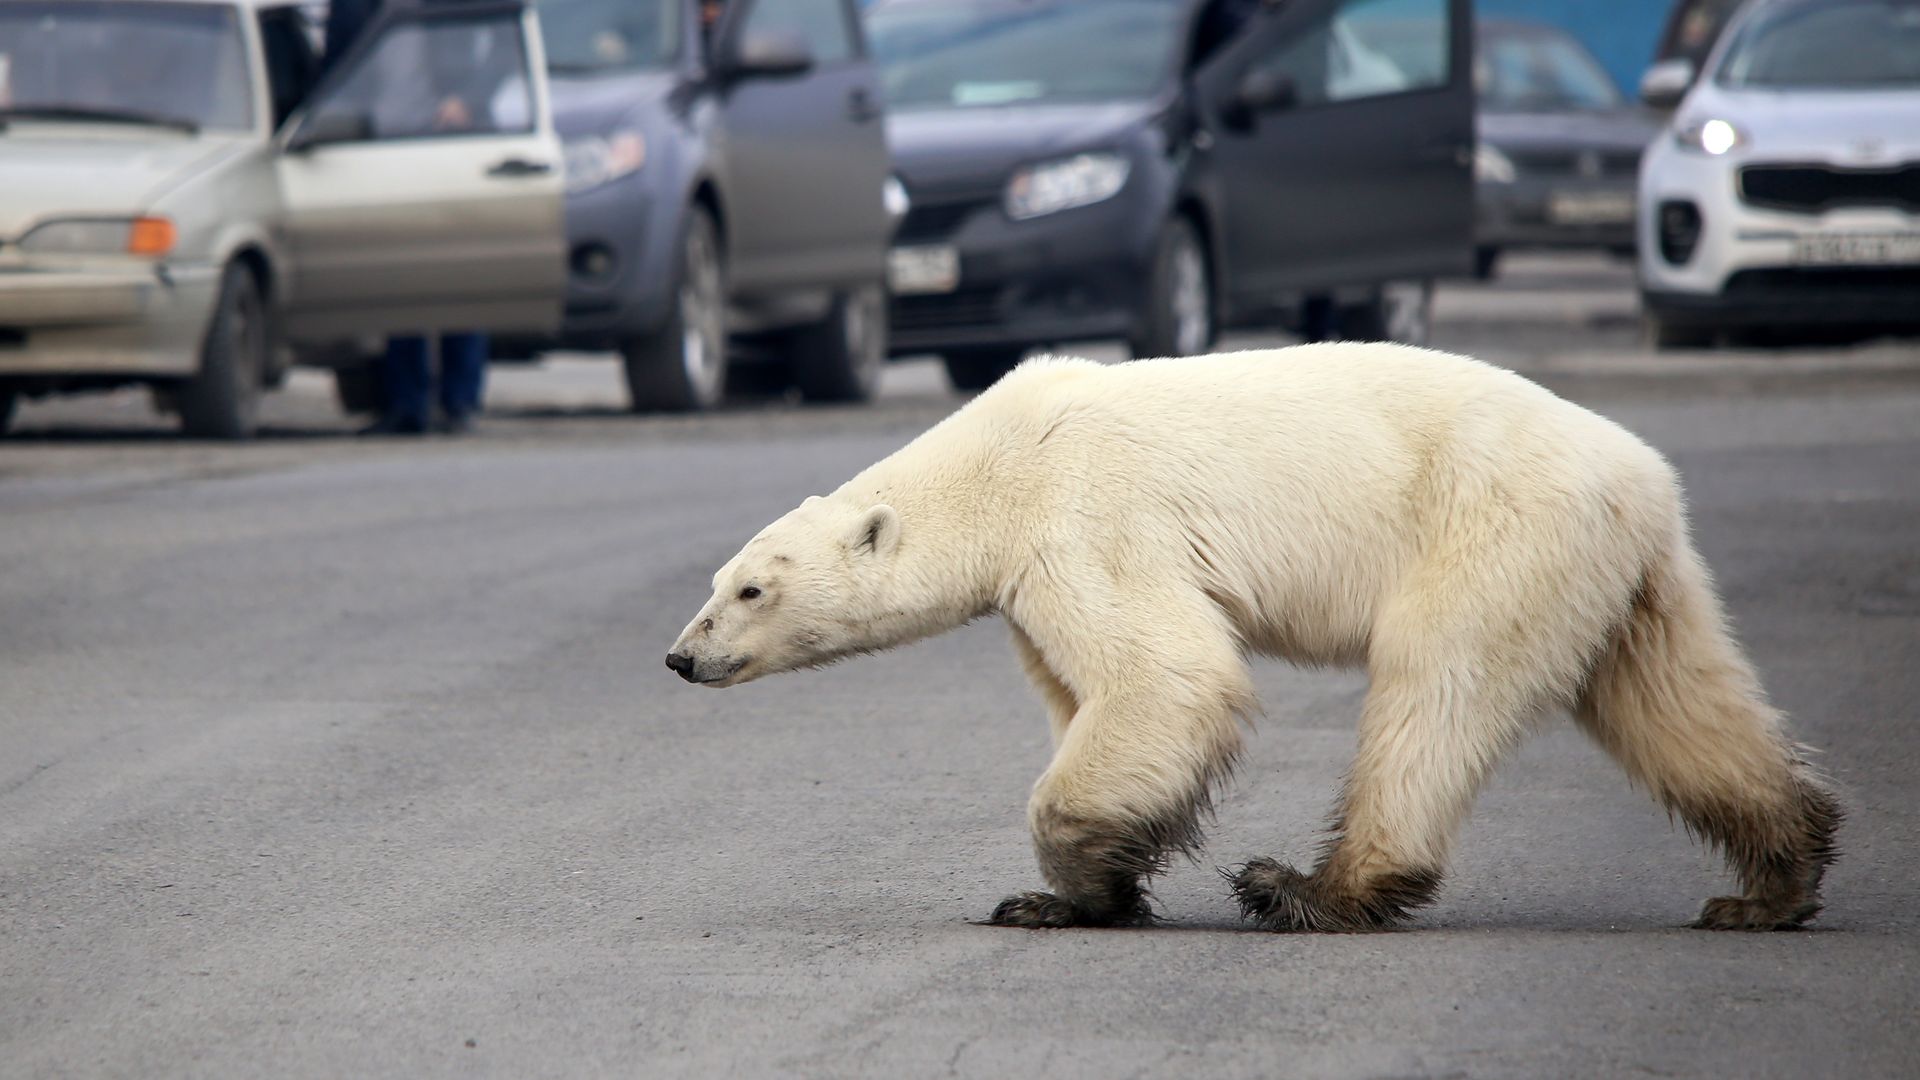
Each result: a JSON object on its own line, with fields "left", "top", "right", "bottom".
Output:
{"left": 1475, "top": 0, "right": 1672, "bottom": 93}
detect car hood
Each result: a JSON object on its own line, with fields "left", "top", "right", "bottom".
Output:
{"left": 886, "top": 101, "right": 1155, "bottom": 190}
{"left": 0, "top": 129, "right": 245, "bottom": 239}
{"left": 1679, "top": 84, "right": 1920, "bottom": 160}
{"left": 1479, "top": 108, "right": 1661, "bottom": 153}
{"left": 549, "top": 71, "right": 676, "bottom": 138}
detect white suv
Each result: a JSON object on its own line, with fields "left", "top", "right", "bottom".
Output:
{"left": 0, "top": 0, "right": 566, "bottom": 437}
{"left": 1636, "top": 0, "right": 1920, "bottom": 347}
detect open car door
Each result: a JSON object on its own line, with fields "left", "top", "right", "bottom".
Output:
{"left": 274, "top": 0, "right": 564, "bottom": 341}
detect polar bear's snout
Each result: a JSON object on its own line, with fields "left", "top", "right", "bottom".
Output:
{"left": 664, "top": 651, "right": 697, "bottom": 679}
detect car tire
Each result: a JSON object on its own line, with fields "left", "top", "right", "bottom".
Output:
{"left": 334, "top": 362, "right": 385, "bottom": 415}
{"left": 1650, "top": 316, "right": 1715, "bottom": 350}
{"left": 0, "top": 387, "right": 16, "bottom": 436}
{"left": 623, "top": 208, "right": 727, "bottom": 412}
{"left": 178, "top": 262, "right": 268, "bottom": 439}
{"left": 941, "top": 347, "right": 1027, "bottom": 392}
{"left": 1333, "top": 280, "right": 1435, "bottom": 345}
{"left": 1473, "top": 246, "right": 1500, "bottom": 281}
{"left": 790, "top": 282, "right": 886, "bottom": 403}
{"left": 1129, "top": 216, "right": 1214, "bottom": 358}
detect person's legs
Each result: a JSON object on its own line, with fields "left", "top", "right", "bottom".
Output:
{"left": 438, "top": 331, "right": 488, "bottom": 431}
{"left": 367, "top": 335, "right": 431, "bottom": 434}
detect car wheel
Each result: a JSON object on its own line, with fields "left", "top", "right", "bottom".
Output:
{"left": 623, "top": 208, "right": 727, "bottom": 412}
{"left": 1129, "top": 216, "right": 1214, "bottom": 358}
{"left": 333, "top": 362, "right": 385, "bottom": 416}
{"left": 1473, "top": 246, "right": 1500, "bottom": 281}
{"left": 1335, "top": 280, "right": 1435, "bottom": 346}
{"left": 941, "top": 346, "right": 1027, "bottom": 392}
{"left": 178, "top": 262, "right": 268, "bottom": 439}
{"left": 790, "top": 282, "right": 887, "bottom": 403}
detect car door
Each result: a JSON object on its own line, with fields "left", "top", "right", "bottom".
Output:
{"left": 273, "top": 1, "right": 565, "bottom": 341}
{"left": 718, "top": 0, "right": 890, "bottom": 294}
{"left": 1192, "top": 0, "right": 1472, "bottom": 298}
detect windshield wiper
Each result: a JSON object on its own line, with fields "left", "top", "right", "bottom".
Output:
{"left": 0, "top": 105, "right": 200, "bottom": 134}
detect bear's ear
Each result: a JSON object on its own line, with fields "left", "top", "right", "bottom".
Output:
{"left": 849, "top": 504, "right": 900, "bottom": 558}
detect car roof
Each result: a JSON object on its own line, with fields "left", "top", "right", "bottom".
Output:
{"left": 0, "top": 0, "right": 307, "bottom": 9}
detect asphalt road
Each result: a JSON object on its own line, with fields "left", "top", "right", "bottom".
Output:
{"left": 3, "top": 257, "right": 1918, "bottom": 1078}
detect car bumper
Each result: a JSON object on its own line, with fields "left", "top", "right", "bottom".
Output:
{"left": 1477, "top": 176, "right": 1637, "bottom": 250}
{"left": 1637, "top": 143, "right": 1920, "bottom": 328}
{"left": 0, "top": 260, "right": 220, "bottom": 376}
{"left": 886, "top": 191, "right": 1155, "bottom": 355}
{"left": 535, "top": 180, "right": 673, "bottom": 352}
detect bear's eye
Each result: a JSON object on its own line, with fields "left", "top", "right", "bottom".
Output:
{"left": 738, "top": 586, "right": 762, "bottom": 601}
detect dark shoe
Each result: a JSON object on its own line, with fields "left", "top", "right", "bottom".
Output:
{"left": 358, "top": 415, "right": 427, "bottom": 437}
{"left": 435, "top": 412, "right": 475, "bottom": 435}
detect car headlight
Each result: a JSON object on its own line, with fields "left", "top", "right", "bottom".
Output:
{"left": 563, "top": 130, "right": 647, "bottom": 195}
{"left": 20, "top": 217, "right": 177, "bottom": 256}
{"left": 1474, "top": 143, "right": 1516, "bottom": 183}
{"left": 1674, "top": 117, "right": 1746, "bottom": 156}
{"left": 883, "top": 174, "right": 910, "bottom": 223}
{"left": 1005, "top": 152, "right": 1130, "bottom": 221}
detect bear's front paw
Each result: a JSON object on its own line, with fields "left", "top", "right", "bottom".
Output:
{"left": 1226, "top": 857, "right": 1322, "bottom": 932}
{"left": 1692, "top": 894, "right": 1819, "bottom": 931}
{"left": 986, "top": 890, "right": 1155, "bottom": 929}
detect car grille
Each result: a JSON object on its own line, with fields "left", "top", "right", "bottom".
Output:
{"left": 1505, "top": 147, "right": 1641, "bottom": 177}
{"left": 895, "top": 197, "right": 996, "bottom": 244}
{"left": 890, "top": 287, "right": 1002, "bottom": 332}
{"left": 1739, "top": 164, "right": 1920, "bottom": 214}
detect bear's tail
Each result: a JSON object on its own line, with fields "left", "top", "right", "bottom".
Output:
{"left": 1574, "top": 535, "right": 1841, "bottom": 929}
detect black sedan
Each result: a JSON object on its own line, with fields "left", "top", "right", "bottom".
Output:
{"left": 866, "top": 0, "right": 1476, "bottom": 390}
{"left": 1471, "top": 19, "right": 1661, "bottom": 279}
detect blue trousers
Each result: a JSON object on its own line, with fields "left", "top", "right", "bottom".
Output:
{"left": 383, "top": 332, "right": 487, "bottom": 427}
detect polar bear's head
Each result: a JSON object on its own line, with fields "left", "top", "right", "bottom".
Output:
{"left": 666, "top": 496, "right": 901, "bottom": 687}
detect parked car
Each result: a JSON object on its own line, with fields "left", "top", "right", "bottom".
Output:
{"left": 1637, "top": 0, "right": 1920, "bottom": 347}
{"left": 1470, "top": 20, "right": 1660, "bottom": 279}
{"left": 514, "top": 0, "right": 896, "bottom": 411}
{"left": 865, "top": 0, "right": 1474, "bottom": 390}
{"left": 0, "top": 0, "right": 568, "bottom": 438}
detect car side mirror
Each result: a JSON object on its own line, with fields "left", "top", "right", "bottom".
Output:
{"left": 1638, "top": 58, "right": 1695, "bottom": 110}
{"left": 287, "top": 110, "right": 373, "bottom": 153}
{"left": 725, "top": 29, "right": 815, "bottom": 80}
{"left": 1222, "top": 68, "right": 1296, "bottom": 129}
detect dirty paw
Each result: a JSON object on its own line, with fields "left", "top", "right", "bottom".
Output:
{"left": 985, "top": 890, "right": 1155, "bottom": 928}
{"left": 1225, "top": 857, "right": 1319, "bottom": 931}
{"left": 1692, "top": 895, "right": 1818, "bottom": 931}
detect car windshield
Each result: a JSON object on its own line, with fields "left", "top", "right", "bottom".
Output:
{"left": 0, "top": 1, "right": 252, "bottom": 131}
{"left": 1477, "top": 28, "right": 1623, "bottom": 110}
{"left": 1718, "top": 0, "right": 1920, "bottom": 89}
{"left": 533, "top": 0, "right": 680, "bottom": 75}
{"left": 868, "top": 0, "right": 1183, "bottom": 110}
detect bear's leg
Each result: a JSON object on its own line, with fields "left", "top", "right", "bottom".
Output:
{"left": 1011, "top": 624, "right": 1078, "bottom": 748}
{"left": 1574, "top": 543, "right": 1841, "bottom": 930}
{"left": 991, "top": 587, "right": 1251, "bottom": 929}
{"left": 1230, "top": 661, "right": 1535, "bottom": 932}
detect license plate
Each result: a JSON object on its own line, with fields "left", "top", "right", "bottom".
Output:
{"left": 1546, "top": 191, "right": 1634, "bottom": 225}
{"left": 887, "top": 245, "right": 960, "bottom": 295}
{"left": 1792, "top": 232, "right": 1920, "bottom": 266}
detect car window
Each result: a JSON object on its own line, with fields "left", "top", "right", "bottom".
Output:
{"left": 1717, "top": 0, "right": 1920, "bottom": 90}
{"left": 259, "top": 7, "right": 322, "bottom": 126}
{"left": 534, "top": 0, "right": 681, "bottom": 76}
{"left": 0, "top": 0, "right": 254, "bottom": 131}
{"left": 1476, "top": 29, "right": 1622, "bottom": 110}
{"left": 311, "top": 13, "right": 535, "bottom": 140}
{"left": 1250, "top": 0, "right": 1449, "bottom": 108}
{"left": 740, "top": 0, "right": 855, "bottom": 65}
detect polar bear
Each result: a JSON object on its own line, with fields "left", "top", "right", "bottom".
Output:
{"left": 666, "top": 344, "right": 1840, "bottom": 932}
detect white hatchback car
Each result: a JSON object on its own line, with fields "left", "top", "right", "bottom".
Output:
{"left": 1636, "top": 0, "right": 1920, "bottom": 347}
{"left": 0, "top": 0, "right": 565, "bottom": 437}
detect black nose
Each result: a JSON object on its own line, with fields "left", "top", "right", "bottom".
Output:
{"left": 665, "top": 652, "right": 695, "bottom": 678}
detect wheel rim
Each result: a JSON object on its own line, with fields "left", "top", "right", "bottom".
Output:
{"left": 680, "top": 226, "right": 725, "bottom": 401}
{"left": 843, "top": 287, "right": 884, "bottom": 391}
{"left": 1382, "top": 281, "right": 1433, "bottom": 345}
{"left": 1170, "top": 235, "right": 1211, "bottom": 356}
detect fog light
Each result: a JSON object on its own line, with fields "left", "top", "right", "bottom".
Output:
{"left": 1658, "top": 200, "right": 1701, "bottom": 266}
{"left": 571, "top": 242, "right": 616, "bottom": 280}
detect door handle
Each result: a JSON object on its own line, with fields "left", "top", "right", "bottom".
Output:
{"left": 847, "top": 88, "right": 880, "bottom": 123}
{"left": 486, "top": 157, "right": 554, "bottom": 178}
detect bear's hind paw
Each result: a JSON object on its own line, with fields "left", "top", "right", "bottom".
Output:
{"left": 1225, "top": 857, "right": 1428, "bottom": 933}
{"left": 985, "top": 890, "right": 1154, "bottom": 929}
{"left": 1692, "top": 894, "right": 1820, "bottom": 931}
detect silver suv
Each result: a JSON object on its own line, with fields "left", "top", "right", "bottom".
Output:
{"left": 0, "top": 0, "right": 566, "bottom": 437}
